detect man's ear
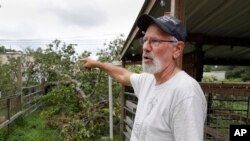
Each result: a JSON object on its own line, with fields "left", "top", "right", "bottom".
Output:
{"left": 173, "top": 41, "right": 184, "bottom": 59}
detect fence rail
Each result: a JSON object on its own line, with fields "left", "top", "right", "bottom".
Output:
{"left": 0, "top": 84, "right": 44, "bottom": 130}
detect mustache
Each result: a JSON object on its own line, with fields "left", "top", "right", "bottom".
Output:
{"left": 143, "top": 52, "right": 154, "bottom": 58}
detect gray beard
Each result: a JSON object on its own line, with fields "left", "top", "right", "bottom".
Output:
{"left": 142, "top": 54, "right": 163, "bottom": 74}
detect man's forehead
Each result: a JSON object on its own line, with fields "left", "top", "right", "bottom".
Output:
{"left": 145, "top": 23, "right": 172, "bottom": 37}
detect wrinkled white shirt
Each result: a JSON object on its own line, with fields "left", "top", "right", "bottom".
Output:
{"left": 130, "top": 71, "right": 207, "bottom": 141}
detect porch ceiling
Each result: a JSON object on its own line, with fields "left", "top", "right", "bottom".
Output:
{"left": 121, "top": 0, "right": 250, "bottom": 66}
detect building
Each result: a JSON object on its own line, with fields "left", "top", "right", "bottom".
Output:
{"left": 120, "top": 0, "right": 250, "bottom": 140}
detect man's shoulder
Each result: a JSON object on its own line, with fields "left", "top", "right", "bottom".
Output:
{"left": 130, "top": 73, "right": 155, "bottom": 87}
{"left": 171, "top": 71, "right": 203, "bottom": 94}
{"left": 131, "top": 72, "right": 154, "bottom": 80}
{"left": 175, "top": 71, "right": 199, "bottom": 86}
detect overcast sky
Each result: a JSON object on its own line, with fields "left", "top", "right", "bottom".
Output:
{"left": 0, "top": 0, "right": 144, "bottom": 57}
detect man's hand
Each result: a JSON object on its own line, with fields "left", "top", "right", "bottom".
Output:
{"left": 80, "top": 58, "right": 100, "bottom": 69}
{"left": 80, "top": 58, "right": 132, "bottom": 86}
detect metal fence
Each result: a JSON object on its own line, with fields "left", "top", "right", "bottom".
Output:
{"left": 122, "top": 83, "right": 250, "bottom": 141}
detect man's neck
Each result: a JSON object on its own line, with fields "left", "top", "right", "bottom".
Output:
{"left": 154, "top": 64, "right": 181, "bottom": 85}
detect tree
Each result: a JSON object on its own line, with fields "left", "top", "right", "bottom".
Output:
{"left": 203, "top": 65, "right": 250, "bottom": 82}
{"left": 0, "top": 45, "right": 19, "bottom": 53}
{"left": 28, "top": 35, "right": 126, "bottom": 140}
{"left": 0, "top": 63, "right": 16, "bottom": 95}
{"left": 226, "top": 66, "right": 250, "bottom": 82}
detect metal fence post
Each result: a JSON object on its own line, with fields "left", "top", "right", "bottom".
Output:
{"left": 108, "top": 76, "right": 113, "bottom": 141}
{"left": 17, "top": 57, "right": 22, "bottom": 111}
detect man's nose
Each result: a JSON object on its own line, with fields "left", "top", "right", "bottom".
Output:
{"left": 143, "top": 41, "right": 152, "bottom": 52}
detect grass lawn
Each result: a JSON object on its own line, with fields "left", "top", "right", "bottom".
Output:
{"left": 0, "top": 110, "right": 62, "bottom": 141}
{"left": 0, "top": 110, "right": 123, "bottom": 141}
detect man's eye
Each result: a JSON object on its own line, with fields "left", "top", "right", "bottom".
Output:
{"left": 151, "top": 39, "right": 158, "bottom": 43}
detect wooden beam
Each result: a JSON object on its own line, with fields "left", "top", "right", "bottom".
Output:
{"left": 176, "top": 0, "right": 186, "bottom": 23}
{"left": 204, "top": 58, "right": 250, "bottom": 66}
{"left": 188, "top": 34, "right": 250, "bottom": 47}
{"left": 124, "top": 54, "right": 142, "bottom": 62}
{"left": 195, "top": 43, "right": 204, "bottom": 81}
{"left": 172, "top": 0, "right": 185, "bottom": 69}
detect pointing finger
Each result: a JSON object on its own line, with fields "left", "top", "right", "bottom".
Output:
{"left": 79, "top": 58, "right": 87, "bottom": 63}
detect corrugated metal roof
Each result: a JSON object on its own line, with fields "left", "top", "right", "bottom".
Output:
{"left": 186, "top": 0, "right": 250, "bottom": 38}
{"left": 121, "top": 0, "right": 250, "bottom": 66}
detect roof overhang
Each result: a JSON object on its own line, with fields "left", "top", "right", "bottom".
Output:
{"left": 121, "top": 0, "right": 250, "bottom": 66}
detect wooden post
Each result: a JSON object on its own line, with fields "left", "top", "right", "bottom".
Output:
{"left": 7, "top": 98, "right": 11, "bottom": 135}
{"left": 206, "top": 93, "right": 213, "bottom": 126}
{"left": 167, "top": 0, "right": 186, "bottom": 69}
{"left": 247, "top": 97, "right": 250, "bottom": 124}
{"left": 195, "top": 43, "right": 204, "bottom": 81}
{"left": 17, "top": 57, "right": 22, "bottom": 111}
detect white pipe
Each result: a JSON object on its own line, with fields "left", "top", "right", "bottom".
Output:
{"left": 108, "top": 75, "right": 113, "bottom": 141}
{"left": 170, "top": 0, "right": 176, "bottom": 16}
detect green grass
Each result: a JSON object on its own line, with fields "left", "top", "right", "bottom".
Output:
{"left": 0, "top": 110, "right": 124, "bottom": 141}
{"left": 99, "top": 135, "right": 123, "bottom": 141}
{"left": 0, "top": 110, "right": 125, "bottom": 141}
{"left": 0, "top": 110, "right": 62, "bottom": 141}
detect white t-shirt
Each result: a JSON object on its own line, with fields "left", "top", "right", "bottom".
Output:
{"left": 130, "top": 71, "right": 207, "bottom": 141}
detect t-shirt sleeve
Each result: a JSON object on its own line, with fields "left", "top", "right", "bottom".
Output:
{"left": 130, "top": 73, "right": 154, "bottom": 99}
{"left": 130, "top": 73, "right": 141, "bottom": 98}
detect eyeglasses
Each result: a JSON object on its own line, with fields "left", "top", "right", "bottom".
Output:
{"left": 141, "top": 38, "right": 177, "bottom": 48}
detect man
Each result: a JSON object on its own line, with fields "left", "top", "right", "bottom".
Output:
{"left": 82, "top": 14, "right": 207, "bottom": 141}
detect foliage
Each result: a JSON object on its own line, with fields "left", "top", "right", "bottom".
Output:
{"left": 223, "top": 78, "right": 242, "bottom": 82}
{"left": 0, "top": 50, "right": 41, "bottom": 95}
{"left": 38, "top": 85, "right": 108, "bottom": 140}
{"left": 203, "top": 65, "right": 250, "bottom": 82}
{"left": 1, "top": 34, "right": 138, "bottom": 140}
{"left": 0, "top": 63, "right": 16, "bottom": 94}
{"left": 226, "top": 66, "right": 250, "bottom": 82}
{"left": 0, "top": 45, "right": 19, "bottom": 53}
{"left": 25, "top": 39, "right": 79, "bottom": 82}
{"left": 202, "top": 75, "right": 218, "bottom": 82}
{"left": 96, "top": 34, "right": 142, "bottom": 73}
{"left": 0, "top": 111, "right": 62, "bottom": 141}
{"left": 0, "top": 128, "right": 7, "bottom": 141}
{"left": 203, "top": 65, "right": 213, "bottom": 72}
{"left": 26, "top": 35, "right": 125, "bottom": 140}
{"left": 97, "top": 34, "right": 125, "bottom": 62}
{"left": 0, "top": 51, "right": 22, "bottom": 95}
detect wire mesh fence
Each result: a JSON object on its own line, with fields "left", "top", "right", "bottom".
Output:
{"left": 201, "top": 83, "right": 250, "bottom": 141}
